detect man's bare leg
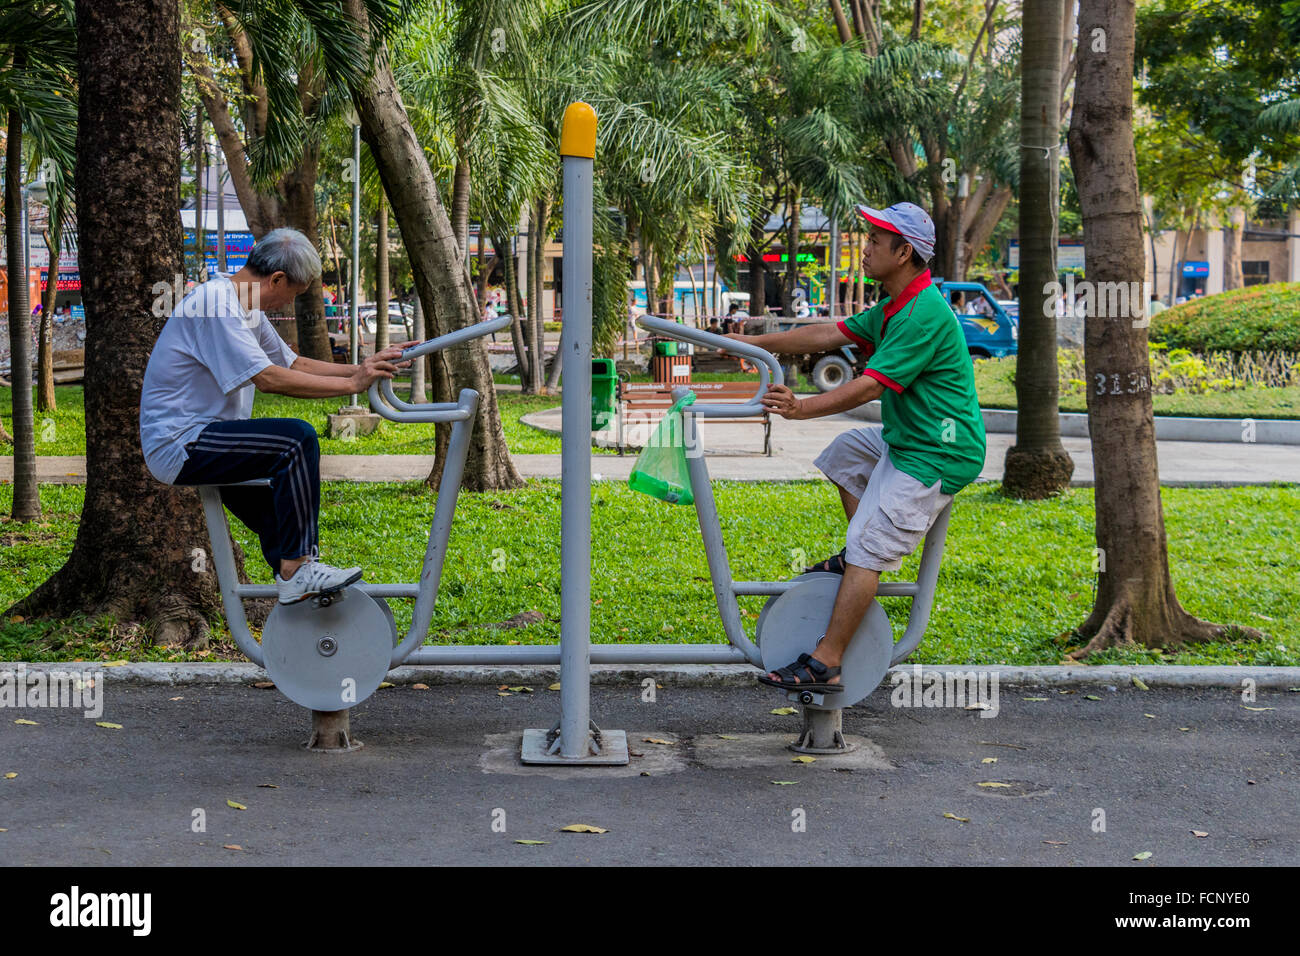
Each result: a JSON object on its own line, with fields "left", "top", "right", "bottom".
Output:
{"left": 279, "top": 556, "right": 309, "bottom": 580}
{"left": 765, "top": 565, "right": 879, "bottom": 684}
{"left": 833, "top": 480, "right": 860, "bottom": 520}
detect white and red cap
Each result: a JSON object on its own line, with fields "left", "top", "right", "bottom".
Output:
{"left": 855, "top": 202, "right": 935, "bottom": 260}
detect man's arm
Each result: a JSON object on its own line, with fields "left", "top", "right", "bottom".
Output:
{"left": 727, "top": 321, "right": 853, "bottom": 356}
{"left": 253, "top": 343, "right": 415, "bottom": 398}
{"left": 290, "top": 355, "right": 353, "bottom": 378}
{"left": 761, "top": 373, "right": 885, "bottom": 421}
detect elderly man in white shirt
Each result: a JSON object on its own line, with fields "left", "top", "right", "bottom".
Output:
{"left": 140, "top": 228, "right": 414, "bottom": 604}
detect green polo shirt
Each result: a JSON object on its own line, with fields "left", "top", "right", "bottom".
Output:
{"left": 837, "top": 270, "right": 986, "bottom": 494}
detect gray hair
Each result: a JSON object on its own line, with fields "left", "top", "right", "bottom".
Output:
{"left": 246, "top": 227, "right": 322, "bottom": 285}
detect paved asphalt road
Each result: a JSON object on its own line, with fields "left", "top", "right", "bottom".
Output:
{"left": 2, "top": 683, "right": 1295, "bottom": 866}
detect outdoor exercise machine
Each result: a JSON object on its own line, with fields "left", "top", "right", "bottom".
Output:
{"left": 196, "top": 313, "right": 512, "bottom": 751}
{"left": 632, "top": 315, "right": 954, "bottom": 753}
{"left": 194, "top": 100, "right": 951, "bottom": 760}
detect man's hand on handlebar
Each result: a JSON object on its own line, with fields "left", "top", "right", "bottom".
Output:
{"left": 760, "top": 383, "right": 804, "bottom": 420}
{"left": 350, "top": 343, "right": 418, "bottom": 392}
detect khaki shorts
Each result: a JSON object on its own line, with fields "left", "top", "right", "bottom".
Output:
{"left": 812, "top": 426, "right": 952, "bottom": 572}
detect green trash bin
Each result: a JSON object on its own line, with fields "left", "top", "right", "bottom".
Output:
{"left": 653, "top": 339, "right": 678, "bottom": 357}
{"left": 591, "top": 358, "right": 618, "bottom": 431}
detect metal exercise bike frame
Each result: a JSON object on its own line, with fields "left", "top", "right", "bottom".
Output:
{"left": 634, "top": 314, "right": 953, "bottom": 670}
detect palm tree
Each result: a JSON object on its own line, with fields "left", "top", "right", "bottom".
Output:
{"left": 12, "top": 0, "right": 226, "bottom": 644}
{"left": 1, "top": 0, "right": 77, "bottom": 523}
{"left": 1066, "top": 0, "right": 1259, "bottom": 654}
{"left": 1001, "top": 0, "right": 1073, "bottom": 499}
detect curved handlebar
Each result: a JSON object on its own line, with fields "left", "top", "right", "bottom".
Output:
{"left": 634, "top": 314, "right": 783, "bottom": 418}
{"left": 367, "top": 315, "right": 512, "bottom": 423}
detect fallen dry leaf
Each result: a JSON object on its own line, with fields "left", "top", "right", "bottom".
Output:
{"left": 1133, "top": 850, "right": 1152, "bottom": 861}
{"left": 1022, "top": 697, "right": 1048, "bottom": 702}
{"left": 168, "top": 696, "right": 184, "bottom": 701}
{"left": 102, "top": 660, "right": 129, "bottom": 668}
{"left": 256, "top": 783, "right": 278, "bottom": 789}
{"left": 4, "top": 772, "right": 16, "bottom": 779}
{"left": 1043, "top": 840, "right": 1068, "bottom": 846}
{"left": 559, "top": 824, "right": 608, "bottom": 834}
{"left": 548, "top": 682, "right": 561, "bottom": 691}
{"left": 253, "top": 682, "right": 275, "bottom": 689}
{"left": 226, "top": 800, "right": 246, "bottom": 811}
{"left": 223, "top": 844, "right": 242, "bottom": 851}
{"left": 791, "top": 756, "right": 816, "bottom": 764}
{"left": 642, "top": 737, "right": 675, "bottom": 746}
{"left": 94, "top": 722, "right": 122, "bottom": 730}
{"left": 1241, "top": 706, "right": 1275, "bottom": 712}
{"left": 13, "top": 719, "right": 37, "bottom": 726}
{"left": 981, "top": 757, "right": 997, "bottom": 764}
{"left": 771, "top": 707, "right": 797, "bottom": 716}
{"left": 1191, "top": 830, "right": 1209, "bottom": 838}
{"left": 716, "top": 734, "right": 739, "bottom": 740}
{"left": 943, "top": 812, "right": 969, "bottom": 822}
{"left": 1143, "top": 714, "right": 1157, "bottom": 719}
{"left": 378, "top": 682, "right": 394, "bottom": 689}
{"left": 514, "top": 839, "right": 548, "bottom": 845}
{"left": 977, "top": 782, "right": 1011, "bottom": 789}
{"left": 412, "top": 683, "right": 429, "bottom": 690}
{"left": 1132, "top": 676, "right": 1150, "bottom": 691}
{"left": 497, "top": 692, "right": 511, "bottom": 697}
{"left": 770, "top": 781, "right": 797, "bottom": 786}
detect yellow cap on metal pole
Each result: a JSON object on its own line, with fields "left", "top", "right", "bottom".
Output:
{"left": 559, "top": 101, "right": 597, "bottom": 159}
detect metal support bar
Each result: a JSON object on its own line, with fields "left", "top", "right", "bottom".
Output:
{"left": 390, "top": 389, "right": 479, "bottom": 668}
{"left": 679, "top": 393, "right": 764, "bottom": 667}
{"left": 889, "top": 501, "right": 953, "bottom": 665}
{"left": 197, "top": 486, "right": 265, "bottom": 668}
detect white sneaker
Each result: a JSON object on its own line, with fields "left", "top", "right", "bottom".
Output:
{"left": 275, "top": 549, "right": 363, "bottom": 605}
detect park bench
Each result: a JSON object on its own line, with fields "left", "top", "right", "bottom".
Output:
{"left": 616, "top": 379, "right": 772, "bottom": 456}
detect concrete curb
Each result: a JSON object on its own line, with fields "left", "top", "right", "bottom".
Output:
{"left": 5, "top": 661, "right": 1298, "bottom": 690}
{"left": 845, "top": 400, "right": 1300, "bottom": 444}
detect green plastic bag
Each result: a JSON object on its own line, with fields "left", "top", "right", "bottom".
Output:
{"left": 628, "top": 392, "right": 696, "bottom": 505}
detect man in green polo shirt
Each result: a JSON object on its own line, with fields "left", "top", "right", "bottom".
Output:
{"left": 724, "top": 201, "right": 986, "bottom": 694}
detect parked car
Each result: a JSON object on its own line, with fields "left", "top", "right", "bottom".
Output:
{"left": 327, "top": 301, "right": 415, "bottom": 361}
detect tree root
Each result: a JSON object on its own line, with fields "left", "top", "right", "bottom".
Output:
{"left": 1068, "top": 596, "right": 1265, "bottom": 659}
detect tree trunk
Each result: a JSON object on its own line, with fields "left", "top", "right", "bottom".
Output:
{"left": 410, "top": 293, "right": 427, "bottom": 402}
{"left": 12, "top": 0, "right": 257, "bottom": 646}
{"left": 343, "top": 0, "right": 520, "bottom": 491}
{"left": 375, "top": 193, "right": 390, "bottom": 352}
{"left": 5, "top": 102, "right": 39, "bottom": 521}
{"left": 747, "top": 210, "right": 767, "bottom": 318}
{"left": 783, "top": 185, "right": 801, "bottom": 316}
{"left": 530, "top": 196, "right": 551, "bottom": 393}
{"left": 1223, "top": 206, "right": 1246, "bottom": 291}
{"left": 282, "top": 144, "right": 332, "bottom": 361}
{"left": 38, "top": 216, "right": 61, "bottom": 413}
{"left": 1066, "top": 0, "right": 1257, "bottom": 655}
{"left": 1003, "top": 0, "right": 1073, "bottom": 499}
{"left": 498, "top": 232, "right": 531, "bottom": 390}
{"left": 452, "top": 154, "right": 470, "bottom": 262}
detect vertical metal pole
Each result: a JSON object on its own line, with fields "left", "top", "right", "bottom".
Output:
{"left": 521, "top": 103, "right": 627, "bottom": 766}
{"left": 558, "top": 107, "right": 596, "bottom": 759}
{"left": 350, "top": 123, "right": 362, "bottom": 407}
{"left": 215, "top": 136, "right": 227, "bottom": 274}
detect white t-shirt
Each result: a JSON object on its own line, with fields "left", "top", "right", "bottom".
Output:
{"left": 139, "top": 275, "right": 298, "bottom": 484}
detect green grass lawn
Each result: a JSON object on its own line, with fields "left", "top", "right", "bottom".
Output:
{"left": 972, "top": 356, "right": 1300, "bottom": 420}
{"left": 2, "top": 481, "right": 1296, "bottom": 668}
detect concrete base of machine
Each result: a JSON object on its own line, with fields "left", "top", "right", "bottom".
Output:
{"left": 304, "top": 709, "right": 363, "bottom": 753}
{"left": 789, "top": 707, "right": 856, "bottom": 755}
{"left": 692, "top": 733, "right": 893, "bottom": 771}
{"left": 520, "top": 728, "right": 630, "bottom": 765}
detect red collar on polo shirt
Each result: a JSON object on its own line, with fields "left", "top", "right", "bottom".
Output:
{"left": 882, "top": 268, "right": 933, "bottom": 328}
